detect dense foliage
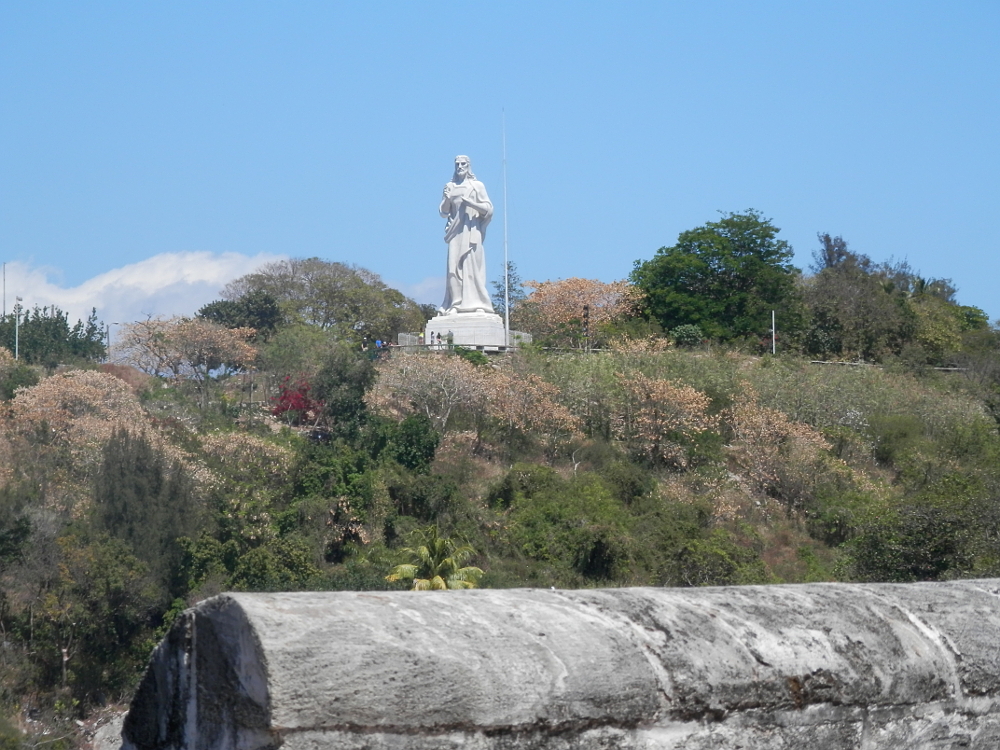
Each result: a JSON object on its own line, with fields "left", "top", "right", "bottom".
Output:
{"left": 0, "top": 306, "right": 105, "bottom": 368}
{"left": 1, "top": 231, "right": 999, "bottom": 743}
{"left": 218, "top": 257, "right": 427, "bottom": 344}
{"left": 631, "top": 210, "right": 801, "bottom": 342}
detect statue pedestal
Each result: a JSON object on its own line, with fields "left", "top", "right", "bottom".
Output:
{"left": 424, "top": 311, "right": 507, "bottom": 349}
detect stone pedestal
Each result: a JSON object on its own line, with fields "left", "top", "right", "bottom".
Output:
{"left": 424, "top": 310, "right": 506, "bottom": 349}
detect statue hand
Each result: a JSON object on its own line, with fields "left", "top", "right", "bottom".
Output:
{"left": 445, "top": 183, "right": 469, "bottom": 203}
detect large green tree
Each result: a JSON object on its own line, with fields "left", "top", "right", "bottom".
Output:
{"left": 802, "top": 233, "right": 984, "bottom": 363}
{"left": 94, "top": 428, "right": 200, "bottom": 593}
{"left": 197, "top": 288, "right": 282, "bottom": 341}
{"left": 221, "top": 258, "right": 425, "bottom": 343}
{"left": 311, "top": 342, "right": 378, "bottom": 437}
{"left": 631, "top": 210, "right": 801, "bottom": 341}
{"left": 802, "top": 236, "right": 914, "bottom": 361}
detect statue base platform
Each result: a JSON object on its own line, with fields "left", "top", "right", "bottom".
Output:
{"left": 425, "top": 311, "right": 507, "bottom": 349}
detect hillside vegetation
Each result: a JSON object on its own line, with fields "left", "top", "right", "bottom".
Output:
{"left": 1, "top": 214, "right": 999, "bottom": 740}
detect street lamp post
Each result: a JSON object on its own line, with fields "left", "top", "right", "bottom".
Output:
{"left": 14, "top": 296, "right": 23, "bottom": 360}
{"left": 105, "top": 322, "right": 121, "bottom": 362}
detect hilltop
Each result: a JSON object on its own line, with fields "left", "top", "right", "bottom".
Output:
{"left": 2, "top": 213, "right": 1000, "bottom": 740}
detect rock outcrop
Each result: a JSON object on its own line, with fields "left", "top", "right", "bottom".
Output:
{"left": 121, "top": 580, "right": 1000, "bottom": 749}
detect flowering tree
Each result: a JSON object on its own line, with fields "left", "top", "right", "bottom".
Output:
{"left": 366, "top": 353, "right": 486, "bottom": 432}
{"left": 200, "top": 431, "right": 294, "bottom": 488}
{"left": 724, "top": 383, "right": 832, "bottom": 498}
{"left": 611, "top": 372, "right": 718, "bottom": 468}
{"left": 2, "top": 371, "right": 152, "bottom": 512}
{"left": 367, "top": 352, "right": 581, "bottom": 457}
{"left": 199, "top": 431, "right": 297, "bottom": 548}
{"left": 113, "top": 317, "right": 257, "bottom": 408}
{"left": 518, "top": 278, "right": 638, "bottom": 347}
{"left": 0, "top": 370, "right": 215, "bottom": 516}
{"left": 9, "top": 370, "right": 148, "bottom": 460}
{"left": 0, "top": 346, "right": 15, "bottom": 379}
{"left": 484, "top": 366, "right": 581, "bottom": 454}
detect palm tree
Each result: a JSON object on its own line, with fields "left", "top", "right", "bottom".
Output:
{"left": 386, "top": 526, "right": 484, "bottom": 590}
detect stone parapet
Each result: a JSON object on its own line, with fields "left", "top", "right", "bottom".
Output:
{"left": 121, "top": 580, "right": 1000, "bottom": 749}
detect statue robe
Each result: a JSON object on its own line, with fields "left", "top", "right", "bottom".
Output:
{"left": 439, "top": 178, "right": 495, "bottom": 314}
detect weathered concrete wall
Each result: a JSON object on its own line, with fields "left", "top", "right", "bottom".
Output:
{"left": 121, "top": 580, "right": 1000, "bottom": 749}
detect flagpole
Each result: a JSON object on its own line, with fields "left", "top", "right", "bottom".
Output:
{"left": 502, "top": 110, "right": 510, "bottom": 347}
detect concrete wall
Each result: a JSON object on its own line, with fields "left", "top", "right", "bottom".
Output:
{"left": 121, "top": 580, "right": 1000, "bottom": 749}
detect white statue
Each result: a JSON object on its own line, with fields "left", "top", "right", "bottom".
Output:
{"left": 439, "top": 155, "right": 495, "bottom": 314}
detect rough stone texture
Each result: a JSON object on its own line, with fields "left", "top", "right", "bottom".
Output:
{"left": 121, "top": 580, "right": 1000, "bottom": 749}
{"left": 92, "top": 712, "right": 126, "bottom": 750}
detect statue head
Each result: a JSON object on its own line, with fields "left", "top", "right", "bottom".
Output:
{"left": 453, "top": 155, "right": 475, "bottom": 181}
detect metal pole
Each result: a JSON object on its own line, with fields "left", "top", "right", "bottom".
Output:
{"left": 14, "top": 297, "right": 22, "bottom": 360}
{"left": 502, "top": 109, "right": 510, "bottom": 347}
{"left": 772, "top": 310, "right": 776, "bottom": 355}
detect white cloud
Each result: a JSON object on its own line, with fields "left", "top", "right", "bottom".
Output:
{"left": 2, "top": 251, "right": 287, "bottom": 332}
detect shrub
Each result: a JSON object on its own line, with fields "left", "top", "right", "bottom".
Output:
{"left": 507, "top": 474, "right": 632, "bottom": 582}
{"left": 671, "top": 324, "right": 703, "bottom": 348}
{"left": 387, "top": 473, "right": 458, "bottom": 522}
{"left": 674, "top": 528, "right": 771, "bottom": 586}
{"left": 598, "top": 460, "right": 656, "bottom": 505}
{"left": 0, "top": 714, "right": 22, "bottom": 750}
{"left": 271, "top": 375, "right": 323, "bottom": 426}
{"left": 486, "top": 463, "right": 561, "bottom": 509}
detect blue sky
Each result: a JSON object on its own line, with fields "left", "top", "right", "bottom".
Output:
{"left": 1, "top": 2, "right": 998, "bottom": 326}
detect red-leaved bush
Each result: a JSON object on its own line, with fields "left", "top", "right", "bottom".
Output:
{"left": 271, "top": 375, "right": 323, "bottom": 425}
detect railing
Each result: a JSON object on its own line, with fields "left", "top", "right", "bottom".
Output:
{"left": 396, "top": 330, "right": 532, "bottom": 351}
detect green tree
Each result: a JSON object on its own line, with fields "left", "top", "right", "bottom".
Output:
{"left": 803, "top": 234, "right": 915, "bottom": 360}
{"left": 505, "top": 472, "right": 633, "bottom": 581}
{"left": 671, "top": 324, "right": 703, "bottom": 348}
{"left": 311, "top": 342, "right": 377, "bottom": 437}
{"left": 0, "top": 306, "right": 105, "bottom": 368}
{"left": 800, "top": 233, "right": 982, "bottom": 363}
{"left": 386, "top": 526, "right": 483, "bottom": 590}
{"left": 228, "top": 536, "right": 322, "bottom": 591}
{"left": 909, "top": 294, "right": 963, "bottom": 363}
{"left": 0, "top": 346, "right": 38, "bottom": 399}
{"left": 256, "top": 323, "right": 336, "bottom": 383}
{"left": 845, "top": 501, "right": 974, "bottom": 582}
{"left": 385, "top": 413, "right": 440, "bottom": 473}
{"left": 0, "top": 477, "right": 33, "bottom": 573}
{"left": 222, "top": 258, "right": 425, "bottom": 343}
{"left": 491, "top": 261, "right": 527, "bottom": 322}
{"left": 93, "top": 429, "right": 200, "bottom": 593}
{"left": 631, "top": 210, "right": 801, "bottom": 342}
{"left": 675, "top": 528, "right": 771, "bottom": 587}
{"left": 0, "top": 714, "right": 22, "bottom": 750}
{"left": 197, "top": 289, "right": 282, "bottom": 341}
{"left": 26, "top": 533, "right": 161, "bottom": 702}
